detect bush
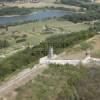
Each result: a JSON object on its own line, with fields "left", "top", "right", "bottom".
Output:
{"left": 16, "top": 38, "right": 26, "bottom": 43}
{"left": 0, "top": 40, "right": 10, "bottom": 49}
{"left": 80, "top": 42, "right": 93, "bottom": 51}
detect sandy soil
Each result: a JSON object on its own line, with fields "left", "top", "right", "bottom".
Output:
{"left": 95, "top": 0, "right": 100, "bottom": 3}
{"left": 4, "top": 2, "right": 80, "bottom": 11}
{"left": 0, "top": 35, "right": 99, "bottom": 99}
{"left": 56, "top": 35, "right": 100, "bottom": 60}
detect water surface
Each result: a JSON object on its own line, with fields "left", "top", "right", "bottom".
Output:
{"left": 0, "top": 9, "right": 73, "bottom": 25}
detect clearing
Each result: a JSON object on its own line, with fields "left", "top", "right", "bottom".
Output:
{"left": 57, "top": 34, "right": 100, "bottom": 60}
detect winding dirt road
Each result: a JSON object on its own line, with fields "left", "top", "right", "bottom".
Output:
{"left": 0, "top": 64, "right": 48, "bottom": 98}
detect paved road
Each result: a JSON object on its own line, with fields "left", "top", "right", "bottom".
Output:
{"left": 0, "top": 64, "right": 48, "bottom": 96}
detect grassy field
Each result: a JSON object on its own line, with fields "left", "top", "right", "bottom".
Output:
{"left": 0, "top": 19, "right": 89, "bottom": 54}
{"left": 15, "top": 64, "right": 88, "bottom": 100}
{"left": 10, "top": 34, "right": 100, "bottom": 99}
{"left": 14, "top": 64, "right": 100, "bottom": 100}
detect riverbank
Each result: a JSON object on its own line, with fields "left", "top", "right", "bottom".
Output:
{"left": 0, "top": 6, "right": 79, "bottom": 17}
{"left": 4, "top": 2, "right": 80, "bottom": 11}
{"left": 0, "top": 7, "right": 34, "bottom": 16}
{"left": 0, "top": 7, "right": 76, "bottom": 18}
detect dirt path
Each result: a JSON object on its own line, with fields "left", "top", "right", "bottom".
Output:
{"left": 0, "top": 64, "right": 48, "bottom": 98}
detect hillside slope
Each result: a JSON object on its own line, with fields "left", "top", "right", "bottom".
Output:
{"left": 15, "top": 64, "right": 100, "bottom": 100}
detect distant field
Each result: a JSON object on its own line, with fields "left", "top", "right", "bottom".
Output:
{"left": 95, "top": 0, "right": 100, "bottom": 3}
{"left": 4, "top": 34, "right": 99, "bottom": 99}
{"left": 57, "top": 35, "right": 100, "bottom": 60}
{"left": 0, "top": 19, "right": 89, "bottom": 54}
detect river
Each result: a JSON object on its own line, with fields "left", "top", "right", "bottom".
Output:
{"left": 0, "top": 9, "right": 73, "bottom": 25}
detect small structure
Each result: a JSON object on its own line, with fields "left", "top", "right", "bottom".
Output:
{"left": 40, "top": 47, "right": 57, "bottom": 64}
{"left": 39, "top": 47, "right": 100, "bottom": 66}
{"left": 48, "top": 47, "right": 54, "bottom": 59}
{"left": 42, "top": 25, "right": 54, "bottom": 34}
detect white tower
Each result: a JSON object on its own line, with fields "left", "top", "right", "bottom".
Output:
{"left": 48, "top": 47, "right": 54, "bottom": 59}
{"left": 91, "top": 0, "right": 95, "bottom": 3}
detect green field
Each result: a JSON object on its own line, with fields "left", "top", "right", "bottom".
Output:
{"left": 16, "top": 64, "right": 100, "bottom": 100}
{"left": 16, "top": 64, "right": 87, "bottom": 100}
{"left": 0, "top": 19, "right": 89, "bottom": 54}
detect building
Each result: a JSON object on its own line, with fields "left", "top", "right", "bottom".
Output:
{"left": 39, "top": 47, "right": 100, "bottom": 66}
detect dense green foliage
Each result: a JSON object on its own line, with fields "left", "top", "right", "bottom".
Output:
{"left": 93, "top": 21, "right": 100, "bottom": 31}
{"left": 76, "top": 67, "right": 100, "bottom": 100}
{"left": 0, "top": 30, "right": 97, "bottom": 80}
{"left": 0, "top": 40, "right": 9, "bottom": 49}
{"left": 0, "top": 7, "right": 33, "bottom": 16}
{"left": 45, "top": 30, "right": 96, "bottom": 51}
{"left": 62, "top": 12, "right": 100, "bottom": 22}
{"left": 15, "top": 64, "right": 88, "bottom": 100}
{"left": 61, "top": 0, "right": 100, "bottom": 22}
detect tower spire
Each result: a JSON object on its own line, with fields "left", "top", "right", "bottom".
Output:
{"left": 48, "top": 47, "right": 54, "bottom": 59}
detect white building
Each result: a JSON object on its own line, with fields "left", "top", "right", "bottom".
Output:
{"left": 91, "top": 0, "right": 95, "bottom": 3}
{"left": 39, "top": 47, "right": 100, "bottom": 66}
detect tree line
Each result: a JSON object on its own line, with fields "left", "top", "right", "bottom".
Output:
{"left": 62, "top": 11, "right": 100, "bottom": 23}
{"left": 0, "top": 7, "right": 33, "bottom": 16}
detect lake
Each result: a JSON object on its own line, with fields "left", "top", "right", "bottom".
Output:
{"left": 0, "top": 9, "right": 73, "bottom": 25}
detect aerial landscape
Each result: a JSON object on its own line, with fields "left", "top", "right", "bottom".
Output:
{"left": 0, "top": 0, "right": 100, "bottom": 100}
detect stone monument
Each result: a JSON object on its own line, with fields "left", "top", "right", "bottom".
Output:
{"left": 48, "top": 47, "right": 54, "bottom": 59}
